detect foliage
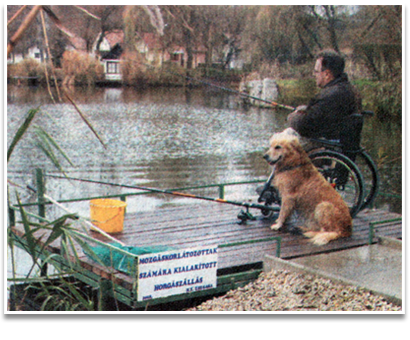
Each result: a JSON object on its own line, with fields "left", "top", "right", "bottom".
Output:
{"left": 30, "top": 278, "right": 94, "bottom": 311}
{"left": 7, "top": 107, "right": 76, "bottom": 172}
{"left": 120, "top": 51, "right": 194, "bottom": 87}
{"left": 120, "top": 51, "right": 148, "bottom": 86}
{"left": 371, "top": 80, "right": 402, "bottom": 122}
{"left": 9, "top": 58, "right": 43, "bottom": 78}
{"left": 7, "top": 59, "right": 59, "bottom": 85}
{"left": 7, "top": 57, "right": 114, "bottom": 312}
{"left": 61, "top": 50, "right": 104, "bottom": 86}
{"left": 276, "top": 79, "right": 317, "bottom": 108}
{"left": 155, "top": 62, "right": 189, "bottom": 86}
{"left": 354, "top": 43, "right": 402, "bottom": 81}
{"left": 354, "top": 68, "right": 402, "bottom": 122}
{"left": 8, "top": 203, "right": 99, "bottom": 311}
{"left": 7, "top": 107, "right": 40, "bottom": 162}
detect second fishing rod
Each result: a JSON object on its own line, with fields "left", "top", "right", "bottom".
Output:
{"left": 46, "top": 175, "right": 280, "bottom": 220}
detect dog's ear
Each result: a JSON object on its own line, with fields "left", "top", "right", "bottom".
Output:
{"left": 289, "top": 138, "right": 302, "bottom": 150}
{"left": 283, "top": 128, "right": 300, "bottom": 139}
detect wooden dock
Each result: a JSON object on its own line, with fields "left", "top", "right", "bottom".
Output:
{"left": 114, "top": 203, "right": 402, "bottom": 267}
{"left": 10, "top": 203, "right": 402, "bottom": 310}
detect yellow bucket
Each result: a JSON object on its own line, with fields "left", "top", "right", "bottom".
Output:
{"left": 90, "top": 199, "right": 127, "bottom": 233}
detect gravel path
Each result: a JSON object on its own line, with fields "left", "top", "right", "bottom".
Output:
{"left": 186, "top": 270, "right": 401, "bottom": 312}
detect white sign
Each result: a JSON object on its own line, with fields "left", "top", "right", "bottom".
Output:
{"left": 137, "top": 245, "right": 218, "bottom": 301}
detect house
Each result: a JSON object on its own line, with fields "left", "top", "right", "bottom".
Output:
{"left": 93, "top": 31, "right": 207, "bottom": 82}
{"left": 7, "top": 46, "right": 47, "bottom": 64}
{"left": 134, "top": 33, "right": 206, "bottom": 68}
{"left": 94, "top": 30, "right": 124, "bottom": 81}
{"left": 100, "top": 43, "right": 123, "bottom": 81}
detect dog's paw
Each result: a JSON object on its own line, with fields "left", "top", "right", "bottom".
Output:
{"left": 303, "top": 231, "right": 318, "bottom": 239}
{"left": 270, "top": 223, "right": 282, "bottom": 230}
{"left": 308, "top": 232, "right": 339, "bottom": 246}
{"left": 310, "top": 235, "right": 330, "bottom": 246}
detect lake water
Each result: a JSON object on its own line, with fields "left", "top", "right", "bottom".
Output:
{"left": 7, "top": 84, "right": 402, "bottom": 220}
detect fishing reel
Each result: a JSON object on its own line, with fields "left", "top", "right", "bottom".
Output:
{"left": 237, "top": 209, "right": 256, "bottom": 224}
{"left": 256, "top": 182, "right": 281, "bottom": 218}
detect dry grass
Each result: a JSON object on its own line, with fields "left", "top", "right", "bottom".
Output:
{"left": 61, "top": 50, "right": 104, "bottom": 86}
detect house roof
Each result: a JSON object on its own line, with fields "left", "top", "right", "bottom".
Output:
{"left": 104, "top": 30, "right": 124, "bottom": 48}
{"left": 101, "top": 43, "right": 123, "bottom": 60}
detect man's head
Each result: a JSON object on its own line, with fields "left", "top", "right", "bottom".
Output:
{"left": 313, "top": 50, "right": 345, "bottom": 88}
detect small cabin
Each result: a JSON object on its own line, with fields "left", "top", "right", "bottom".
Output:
{"left": 100, "top": 44, "right": 123, "bottom": 81}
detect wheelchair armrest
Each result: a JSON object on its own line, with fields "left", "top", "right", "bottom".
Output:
{"left": 362, "top": 110, "right": 374, "bottom": 117}
{"left": 307, "top": 138, "right": 342, "bottom": 148}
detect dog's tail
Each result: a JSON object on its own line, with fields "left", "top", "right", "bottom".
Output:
{"left": 303, "top": 231, "right": 341, "bottom": 246}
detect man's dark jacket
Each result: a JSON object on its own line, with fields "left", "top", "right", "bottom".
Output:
{"left": 290, "top": 73, "right": 362, "bottom": 140}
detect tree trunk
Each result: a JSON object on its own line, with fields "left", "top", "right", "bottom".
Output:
{"left": 323, "top": 5, "right": 339, "bottom": 52}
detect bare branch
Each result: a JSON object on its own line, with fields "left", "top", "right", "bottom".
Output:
{"left": 7, "top": 5, "right": 27, "bottom": 26}
{"left": 41, "top": 6, "right": 75, "bottom": 38}
{"left": 73, "top": 6, "right": 101, "bottom": 20}
{"left": 7, "top": 5, "right": 42, "bottom": 56}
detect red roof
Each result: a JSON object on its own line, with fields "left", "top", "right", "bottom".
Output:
{"left": 104, "top": 30, "right": 124, "bottom": 48}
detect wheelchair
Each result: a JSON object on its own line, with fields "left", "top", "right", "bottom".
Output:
{"left": 257, "top": 111, "right": 379, "bottom": 218}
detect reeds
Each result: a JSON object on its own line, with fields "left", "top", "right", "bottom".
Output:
{"left": 7, "top": 105, "right": 109, "bottom": 311}
{"left": 8, "top": 192, "right": 128, "bottom": 311}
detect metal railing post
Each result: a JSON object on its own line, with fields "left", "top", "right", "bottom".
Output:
{"left": 35, "top": 168, "right": 46, "bottom": 220}
{"left": 218, "top": 185, "right": 225, "bottom": 199}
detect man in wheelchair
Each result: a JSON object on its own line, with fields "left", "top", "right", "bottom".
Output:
{"left": 258, "top": 50, "right": 363, "bottom": 210}
{"left": 287, "top": 49, "right": 362, "bottom": 145}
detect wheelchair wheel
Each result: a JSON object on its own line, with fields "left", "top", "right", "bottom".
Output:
{"left": 256, "top": 185, "right": 280, "bottom": 218}
{"left": 354, "top": 151, "right": 379, "bottom": 210}
{"left": 309, "top": 150, "right": 365, "bottom": 217}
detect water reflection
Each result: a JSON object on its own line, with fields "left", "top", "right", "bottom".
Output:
{"left": 7, "top": 85, "right": 401, "bottom": 217}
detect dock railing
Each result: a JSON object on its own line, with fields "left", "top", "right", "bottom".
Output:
{"left": 9, "top": 168, "right": 267, "bottom": 225}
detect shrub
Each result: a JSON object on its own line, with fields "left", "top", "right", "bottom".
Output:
{"left": 155, "top": 62, "right": 187, "bottom": 86}
{"left": 276, "top": 78, "right": 317, "bottom": 107}
{"left": 8, "top": 59, "right": 45, "bottom": 84}
{"left": 354, "top": 76, "right": 402, "bottom": 122}
{"left": 120, "top": 51, "right": 148, "bottom": 86}
{"left": 373, "top": 80, "right": 402, "bottom": 121}
{"left": 61, "top": 50, "right": 104, "bottom": 86}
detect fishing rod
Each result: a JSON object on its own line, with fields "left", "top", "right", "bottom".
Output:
{"left": 47, "top": 175, "right": 280, "bottom": 218}
{"left": 184, "top": 73, "right": 296, "bottom": 111}
{"left": 143, "top": 62, "right": 295, "bottom": 111}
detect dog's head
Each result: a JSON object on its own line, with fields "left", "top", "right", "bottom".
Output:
{"left": 263, "top": 128, "right": 305, "bottom": 167}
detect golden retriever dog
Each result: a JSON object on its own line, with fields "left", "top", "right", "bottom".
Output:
{"left": 263, "top": 128, "right": 352, "bottom": 245}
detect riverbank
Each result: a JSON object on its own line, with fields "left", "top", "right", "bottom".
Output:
{"left": 186, "top": 270, "right": 401, "bottom": 312}
{"left": 9, "top": 269, "right": 402, "bottom": 312}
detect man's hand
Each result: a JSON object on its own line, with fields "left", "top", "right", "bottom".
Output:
{"left": 287, "top": 105, "right": 307, "bottom": 122}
